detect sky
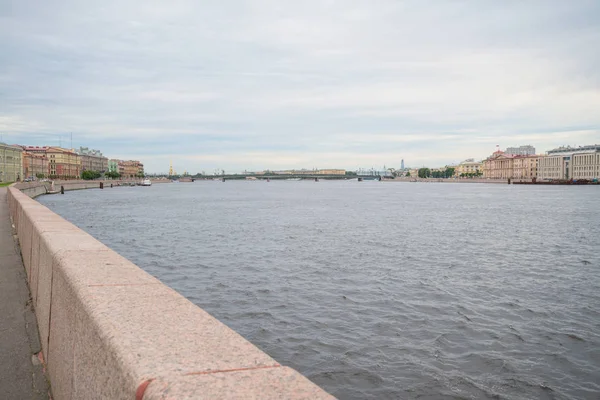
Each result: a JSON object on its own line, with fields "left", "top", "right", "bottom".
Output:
{"left": 1, "top": 0, "right": 599, "bottom": 173}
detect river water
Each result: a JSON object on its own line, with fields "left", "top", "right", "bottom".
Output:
{"left": 38, "top": 181, "right": 600, "bottom": 399}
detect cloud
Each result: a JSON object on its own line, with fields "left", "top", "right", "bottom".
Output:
{"left": 1, "top": 0, "right": 599, "bottom": 172}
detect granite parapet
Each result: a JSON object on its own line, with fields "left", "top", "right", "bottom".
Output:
{"left": 7, "top": 185, "right": 334, "bottom": 399}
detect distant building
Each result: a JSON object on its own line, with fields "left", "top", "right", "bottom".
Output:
{"left": 22, "top": 151, "right": 48, "bottom": 179}
{"left": 505, "top": 145, "right": 536, "bottom": 156}
{"left": 117, "top": 160, "right": 144, "bottom": 178}
{"left": 108, "top": 159, "right": 119, "bottom": 174}
{"left": 21, "top": 146, "right": 80, "bottom": 179}
{"left": 316, "top": 169, "right": 345, "bottom": 175}
{"left": 356, "top": 168, "right": 393, "bottom": 177}
{"left": 483, "top": 150, "right": 514, "bottom": 179}
{"left": 0, "top": 143, "right": 23, "bottom": 182}
{"left": 401, "top": 159, "right": 405, "bottom": 170}
{"left": 269, "top": 169, "right": 345, "bottom": 175}
{"left": 77, "top": 147, "right": 108, "bottom": 173}
{"left": 483, "top": 149, "right": 545, "bottom": 180}
{"left": 538, "top": 144, "right": 600, "bottom": 180}
{"left": 513, "top": 155, "right": 543, "bottom": 179}
{"left": 455, "top": 159, "right": 482, "bottom": 176}
{"left": 47, "top": 147, "right": 81, "bottom": 179}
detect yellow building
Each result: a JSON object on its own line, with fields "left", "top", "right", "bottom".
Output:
{"left": 23, "top": 146, "right": 81, "bottom": 179}
{"left": 316, "top": 169, "right": 346, "bottom": 175}
{"left": 46, "top": 147, "right": 81, "bottom": 179}
{"left": 455, "top": 159, "right": 482, "bottom": 177}
{"left": 513, "top": 155, "right": 543, "bottom": 180}
{"left": 0, "top": 143, "right": 24, "bottom": 182}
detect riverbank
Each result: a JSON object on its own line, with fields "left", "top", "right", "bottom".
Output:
{"left": 386, "top": 177, "right": 599, "bottom": 185}
{"left": 6, "top": 182, "right": 333, "bottom": 399}
{"left": 386, "top": 177, "right": 508, "bottom": 183}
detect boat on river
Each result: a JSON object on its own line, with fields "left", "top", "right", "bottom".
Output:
{"left": 141, "top": 179, "right": 152, "bottom": 186}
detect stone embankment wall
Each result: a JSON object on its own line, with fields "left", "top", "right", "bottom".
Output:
{"left": 7, "top": 185, "right": 332, "bottom": 399}
{"left": 15, "top": 180, "right": 131, "bottom": 198}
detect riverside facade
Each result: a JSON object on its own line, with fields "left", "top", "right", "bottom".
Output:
{"left": 77, "top": 146, "right": 108, "bottom": 173}
{"left": 0, "top": 142, "right": 24, "bottom": 182}
{"left": 454, "top": 159, "right": 482, "bottom": 176}
{"left": 0, "top": 144, "right": 144, "bottom": 182}
{"left": 538, "top": 145, "right": 600, "bottom": 180}
{"left": 482, "top": 144, "right": 600, "bottom": 181}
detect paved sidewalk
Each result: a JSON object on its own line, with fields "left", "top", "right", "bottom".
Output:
{"left": 0, "top": 187, "right": 49, "bottom": 399}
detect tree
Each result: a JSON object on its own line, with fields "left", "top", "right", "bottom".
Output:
{"left": 82, "top": 170, "right": 101, "bottom": 180}
{"left": 105, "top": 171, "right": 121, "bottom": 179}
{"left": 36, "top": 173, "right": 45, "bottom": 179}
{"left": 406, "top": 171, "right": 411, "bottom": 177}
{"left": 445, "top": 167, "right": 455, "bottom": 178}
{"left": 418, "top": 168, "right": 431, "bottom": 178}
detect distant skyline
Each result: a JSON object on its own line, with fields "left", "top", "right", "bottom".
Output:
{"left": 1, "top": 0, "right": 599, "bottom": 173}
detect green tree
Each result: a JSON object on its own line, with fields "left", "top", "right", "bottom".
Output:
{"left": 36, "top": 173, "right": 45, "bottom": 179}
{"left": 105, "top": 171, "right": 121, "bottom": 179}
{"left": 405, "top": 171, "right": 411, "bottom": 177}
{"left": 418, "top": 168, "right": 431, "bottom": 178}
{"left": 445, "top": 167, "right": 455, "bottom": 178}
{"left": 82, "top": 170, "right": 101, "bottom": 180}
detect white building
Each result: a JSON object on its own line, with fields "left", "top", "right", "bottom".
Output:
{"left": 572, "top": 149, "right": 600, "bottom": 180}
{"left": 538, "top": 145, "right": 600, "bottom": 180}
{"left": 356, "top": 168, "right": 393, "bottom": 177}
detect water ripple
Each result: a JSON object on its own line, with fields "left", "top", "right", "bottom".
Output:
{"left": 39, "top": 182, "right": 600, "bottom": 400}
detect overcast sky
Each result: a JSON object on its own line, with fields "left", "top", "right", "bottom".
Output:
{"left": 1, "top": 0, "right": 599, "bottom": 173}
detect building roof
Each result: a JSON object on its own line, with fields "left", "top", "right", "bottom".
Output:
{"left": 546, "top": 149, "right": 599, "bottom": 157}
{"left": 485, "top": 152, "right": 516, "bottom": 161}
{"left": 77, "top": 147, "right": 105, "bottom": 157}
{"left": 513, "top": 154, "right": 543, "bottom": 158}
{"left": 44, "top": 146, "right": 79, "bottom": 155}
{"left": 0, "top": 142, "right": 25, "bottom": 151}
{"left": 547, "top": 144, "right": 600, "bottom": 155}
